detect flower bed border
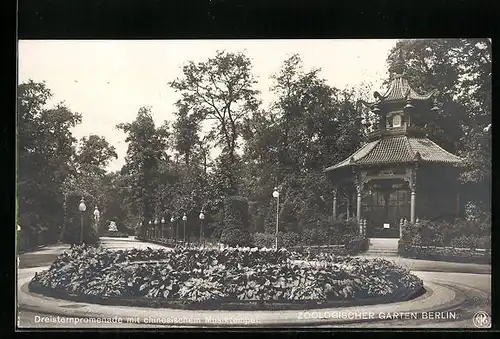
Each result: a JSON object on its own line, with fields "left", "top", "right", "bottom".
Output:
{"left": 27, "top": 280, "right": 425, "bottom": 311}
{"left": 137, "top": 238, "right": 369, "bottom": 256}
{"left": 398, "top": 241, "right": 491, "bottom": 264}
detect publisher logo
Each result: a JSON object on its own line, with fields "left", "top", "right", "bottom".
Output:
{"left": 473, "top": 311, "right": 491, "bottom": 328}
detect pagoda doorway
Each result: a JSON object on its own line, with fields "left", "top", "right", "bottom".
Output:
{"left": 363, "top": 180, "right": 410, "bottom": 238}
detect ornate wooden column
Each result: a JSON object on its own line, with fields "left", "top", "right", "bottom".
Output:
{"left": 332, "top": 189, "right": 337, "bottom": 219}
{"left": 408, "top": 154, "right": 420, "bottom": 224}
{"left": 409, "top": 167, "right": 417, "bottom": 224}
{"left": 356, "top": 186, "right": 362, "bottom": 223}
{"left": 346, "top": 191, "right": 350, "bottom": 220}
{"left": 354, "top": 170, "right": 367, "bottom": 224}
{"left": 410, "top": 189, "right": 416, "bottom": 223}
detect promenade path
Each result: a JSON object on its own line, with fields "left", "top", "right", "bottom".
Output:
{"left": 17, "top": 237, "right": 491, "bottom": 329}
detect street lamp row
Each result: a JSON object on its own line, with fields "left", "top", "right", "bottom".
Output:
{"left": 140, "top": 210, "right": 205, "bottom": 245}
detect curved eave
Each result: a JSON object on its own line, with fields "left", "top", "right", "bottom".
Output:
{"left": 324, "top": 136, "right": 464, "bottom": 173}
{"left": 378, "top": 76, "right": 437, "bottom": 104}
{"left": 325, "top": 158, "right": 463, "bottom": 173}
{"left": 408, "top": 88, "right": 436, "bottom": 101}
{"left": 324, "top": 140, "right": 380, "bottom": 172}
{"left": 358, "top": 100, "right": 378, "bottom": 109}
{"left": 407, "top": 137, "right": 464, "bottom": 165}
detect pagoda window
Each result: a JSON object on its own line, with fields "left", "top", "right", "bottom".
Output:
{"left": 392, "top": 114, "right": 402, "bottom": 128}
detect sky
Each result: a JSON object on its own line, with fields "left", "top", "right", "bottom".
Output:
{"left": 18, "top": 39, "right": 398, "bottom": 172}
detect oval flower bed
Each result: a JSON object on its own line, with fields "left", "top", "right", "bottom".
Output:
{"left": 29, "top": 245, "right": 424, "bottom": 310}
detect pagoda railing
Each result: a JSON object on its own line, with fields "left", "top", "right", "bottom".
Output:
{"left": 367, "top": 125, "right": 427, "bottom": 141}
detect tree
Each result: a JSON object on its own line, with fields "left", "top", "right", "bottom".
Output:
{"left": 76, "top": 134, "right": 118, "bottom": 175}
{"left": 18, "top": 81, "right": 82, "bottom": 246}
{"left": 172, "top": 102, "right": 201, "bottom": 167}
{"left": 117, "top": 107, "right": 170, "bottom": 235}
{"left": 241, "top": 55, "right": 364, "bottom": 233}
{"left": 167, "top": 102, "right": 226, "bottom": 239}
{"left": 169, "top": 50, "right": 260, "bottom": 195}
{"left": 58, "top": 134, "right": 118, "bottom": 240}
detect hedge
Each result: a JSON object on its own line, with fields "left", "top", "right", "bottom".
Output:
{"left": 249, "top": 218, "right": 367, "bottom": 255}
{"left": 400, "top": 218, "right": 490, "bottom": 248}
{"left": 398, "top": 241, "right": 491, "bottom": 264}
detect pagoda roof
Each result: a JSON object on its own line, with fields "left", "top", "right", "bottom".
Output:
{"left": 378, "top": 74, "right": 436, "bottom": 102}
{"left": 324, "top": 136, "right": 463, "bottom": 172}
{"left": 360, "top": 74, "right": 437, "bottom": 108}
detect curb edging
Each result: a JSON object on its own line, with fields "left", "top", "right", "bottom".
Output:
{"left": 27, "top": 280, "right": 425, "bottom": 311}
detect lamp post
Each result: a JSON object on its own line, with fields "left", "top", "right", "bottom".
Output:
{"left": 199, "top": 210, "right": 205, "bottom": 245}
{"left": 161, "top": 217, "right": 165, "bottom": 239}
{"left": 272, "top": 187, "right": 280, "bottom": 250}
{"left": 78, "top": 197, "right": 87, "bottom": 244}
{"left": 170, "top": 216, "right": 176, "bottom": 243}
{"left": 154, "top": 218, "right": 158, "bottom": 239}
{"left": 148, "top": 220, "right": 152, "bottom": 239}
{"left": 182, "top": 213, "right": 187, "bottom": 244}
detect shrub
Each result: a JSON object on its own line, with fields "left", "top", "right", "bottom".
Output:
{"left": 301, "top": 228, "right": 315, "bottom": 246}
{"left": 220, "top": 196, "right": 251, "bottom": 246}
{"left": 398, "top": 239, "right": 491, "bottom": 263}
{"left": 300, "top": 218, "right": 359, "bottom": 247}
{"left": 251, "top": 232, "right": 274, "bottom": 248}
{"left": 314, "top": 228, "right": 329, "bottom": 245}
{"left": 397, "top": 240, "right": 410, "bottom": 255}
{"left": 402, "top": 217, "right": 491, "bottom": 249}
{"left": 345, "top": 236, "right": 369, "bottom": 254}
{"left": 450, "top": 235, "right": 491, "bottom": 249}
{"left": 329, "top": 218, "right": 359, "bottom": 237}
{"left": 414, "top": 219, "right": 445, "bottom": 246}
{"left": 250, "top": 231, "right": 302, "bottom": 249}
{"left": 465, "top": 201, "right": 490, "bottom": 223}
{"left": 278, "top": 231, "right": 301, "bottom": 248}
{"left": 221, "top": 229, "right": 251, "bottom": 247}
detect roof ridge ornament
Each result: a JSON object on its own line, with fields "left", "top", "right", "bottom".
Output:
{"left": 413, "top": 151, "right": 422, "bottom": 161}
{"left": 405, "top": 95, "right": 414, "bottom": 110}
{"left": 430, "top": 97, "right": 440, "bottom": 112}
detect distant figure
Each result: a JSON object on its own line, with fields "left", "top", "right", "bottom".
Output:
{"left": 108, "top": 221, "right": 118, "bottom": 232}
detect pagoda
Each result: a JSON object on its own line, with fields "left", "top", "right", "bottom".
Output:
{"left": 324, "top": 60, "right": 463, "bottom": 238}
